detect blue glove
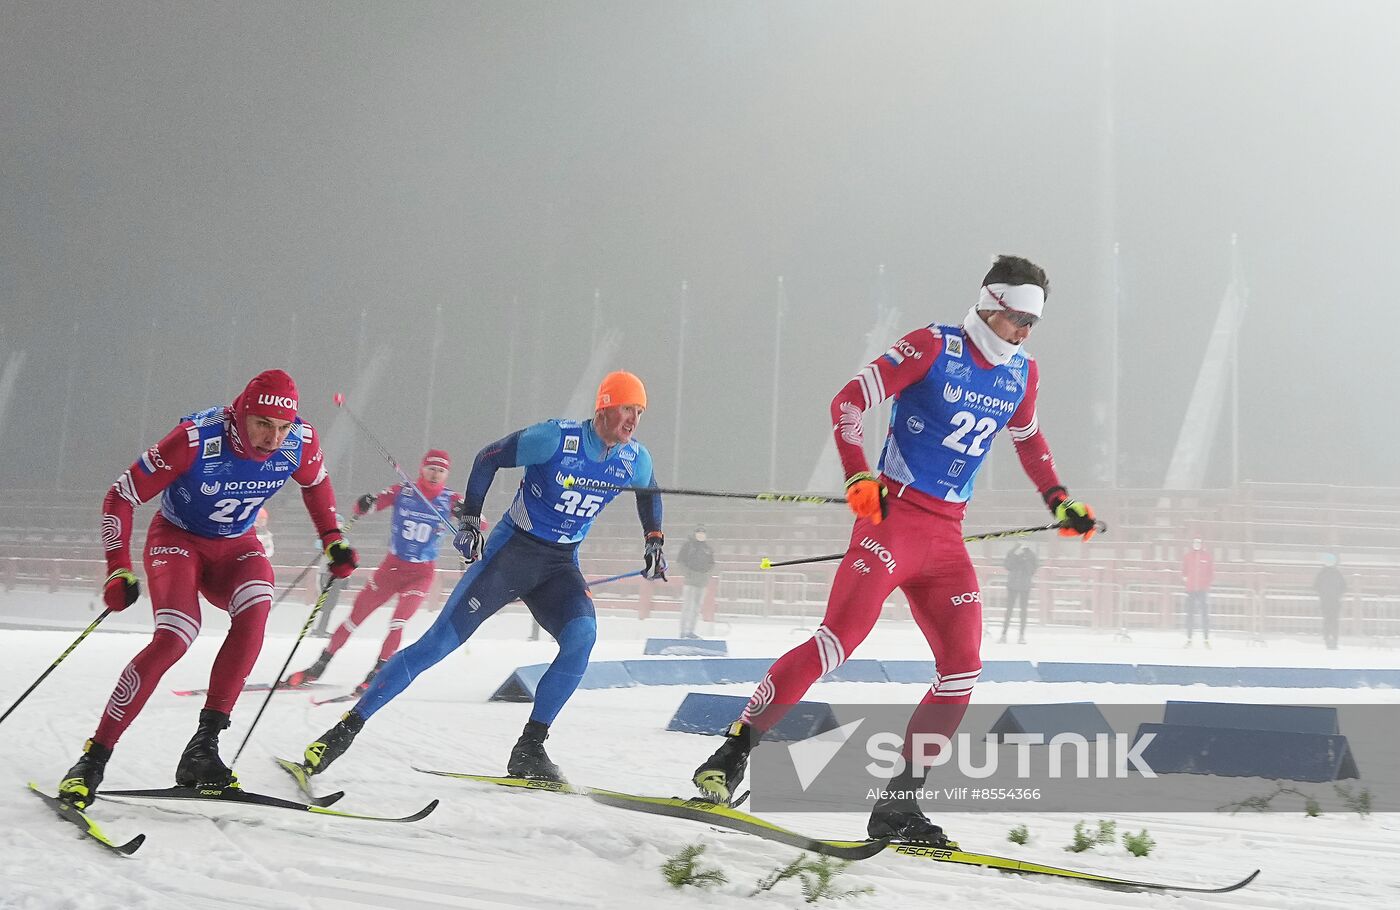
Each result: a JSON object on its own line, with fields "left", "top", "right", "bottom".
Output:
{"left": 454, "top": 515, "right": 484, "bottom": 563}
{"left": 642, "top": 531, "right": 667, "bottom": 581}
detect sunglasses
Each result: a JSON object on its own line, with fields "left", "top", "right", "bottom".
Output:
{"left": 983, "top": 285, "right": 1041, "bottom": 328}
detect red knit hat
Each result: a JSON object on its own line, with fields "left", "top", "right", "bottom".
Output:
{"left": 228, "top": 370, "right": 299, "bottom": 462}
{"left": 421, "top": 449, "right": 451, "bottom": 471}
{"left": 237, "top": 370, "right": 300, "bottom": 422}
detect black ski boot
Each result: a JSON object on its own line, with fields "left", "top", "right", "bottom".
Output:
{"left": 867, "top": 787, "right": 949, "bottom": 845}
{"left": 57, "top": 739, "right": 112, "bottom": 809}
{"left": 303, "top": 710, "right": 365, "bottom": 776}
{"left": 692, "top": 721, "right": 757, "bottom": 805}
{"left": 354, "top": 658, "right": 387, "bottom": 695}
{"left": 284, "top": 648, "right": 333, "bottom": 688}
{"left": 176, "top": 709, "right": 238, "bottom": 788}
{"left": 506, "top": 720, "right": 566, "bottom": 782}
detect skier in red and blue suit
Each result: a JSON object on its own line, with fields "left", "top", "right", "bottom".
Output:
{"left": 284, "top": 450, "right": 465, "bottom": 693}
{"left": 55, "top": 370, "right": 358, "bottom": 808}
{"left": 692, "top": 256, "right": 1099, "bottom": 846}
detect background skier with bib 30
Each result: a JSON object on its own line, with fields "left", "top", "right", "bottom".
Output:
{"left": 284, "top": 449, "right": 464, "bottom": 694}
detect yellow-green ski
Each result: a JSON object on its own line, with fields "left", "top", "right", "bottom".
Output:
{"left": 885, "top": 843, "right": 1260, "bottom": 894}
{"left": 412, "top": 769, "right": 886, "bottom": 859}
{"left": 28, "top": 782, "right": 145, "bottom": 856}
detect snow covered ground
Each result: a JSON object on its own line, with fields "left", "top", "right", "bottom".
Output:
{"left": 2, "top": 589, "right": 1398, "bottom": 909}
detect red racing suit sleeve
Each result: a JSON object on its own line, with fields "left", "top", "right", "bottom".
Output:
{"left": 829, "top": 327, "right": 941, "bottom": 481}
{"left": 290, "top": 424, "right": 345, "bottom": 546}
{"left": 372, "top": 484, "right": 402, "bottom": 513}
{"left": 1004, "top": 358, "right": 1065, "bottom": 499}
{"left": 101, "top": 422, "right": 199, "bottom": 575}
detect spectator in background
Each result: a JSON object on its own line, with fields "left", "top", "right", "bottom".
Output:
{"left": 1182, "top": 538, "right": 1214, "bottom": 648}
{"left": 677, "top": 526, "right": 716, "bottom": 639}
{"left": 1314, "top": 553, "right": 1346, "bottom": 650}
{"left": 998, "top": 541, "right": 1038, "bottom": 644}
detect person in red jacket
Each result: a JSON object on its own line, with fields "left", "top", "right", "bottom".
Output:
{"left": 56, "top": 370, "right": 358, "bottom": 808}
{"left": 1181, "top": 538, "right": 1215, "bottom": 647}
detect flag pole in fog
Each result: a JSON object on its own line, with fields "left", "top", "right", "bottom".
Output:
{"left": 673, "top": 279, "right": 688, "bottom": 481}
{"left": 286, "top": 311, "right": 299, "bottom": 364}
{"left": 137, "top": 315, "right": 157, "bottom": 449}
{"left": 345, "top": 307, "right": 368, "bottom": 493}
{"left": 1229, "top": 233, "right": 1247, "bottom": 489}
{"left": 423, "top": 302, "right": 443, "bottom": 450}
{"left": 54, "top": 322, "right": 78, "bottom": 491}
{"left": 224, "top": 306, "right": 237, "bottom": 401}
{"left": 591, "top": 288, "right": 601, "bottom": 350}
{"left": 769, "top": 276, "right": 786, "bottom": 489}
{"left": 503, "top": 297, "right": 518, "bottom": 433}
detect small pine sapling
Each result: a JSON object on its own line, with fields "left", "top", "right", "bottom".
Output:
{"left": 1122, "top": 829, "right": 1155, "bottom": 857}
{"left": 1219, "top": 784, "right": 1325, "bottom": 815}
{"left": 661, "top": 843, "right": 728, "bottom": 890}
{"left": 1007, "top": 824, "right": 1030, "bottom": 845}
{"left": 1066, "top": 819, "right": 1117, "bottom": 853}
{"left": 752, "top": 853, "right": 874, "bottom": 903}
{"left": 1335, "top": 783, "right": 1373, "bottom": 817}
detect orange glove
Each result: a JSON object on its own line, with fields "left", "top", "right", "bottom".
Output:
{"left": 843, "top": 472, "right": 888, "bottom": 525}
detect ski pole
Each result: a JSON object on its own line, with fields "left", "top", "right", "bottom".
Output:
{"left": 227, "top": 511, "right": 362, "bottom": 767}
{"left": 758, "top": 520, "right": 1108, "bottom": 569}
{"left": 230, "top": 573, "right": 342, "bottom": 769}
{"left": 333, "top": 393, "right": 461, "bottom": 535}
{"left": 587, "top": 569, "right": 646, "bottom": 587}
{"left": 562, "top": 476, "right": 843, "bottom": 506}
{"left": 261, "top": 510, "right": 361, "bottom": 613}
{"left": 0, "top": 610, "right": 112, "bottom": 729}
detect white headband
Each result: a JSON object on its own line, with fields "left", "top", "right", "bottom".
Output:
{"left": 977, "top": 283, "right": 1045, "bottom": 317}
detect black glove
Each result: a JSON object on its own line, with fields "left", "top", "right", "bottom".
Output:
{"left": 1043, "top": 486, "right": 1098, "bottom": 540}
{"left": 642, "top": 531, "right": 667, "bottom": 581}
{"left": 324, "top": 538, "right": 359, "bottom": 578}
{"left": 451, "top": 499, "right": 470, "bottom": 521}
{"left": 354, "top": 493, "right": 377, "bottom": 516}
{"left": 454, "top": 515, "right": 484, "bottom": 563}
{"left": 102, "top": 569, "right": 141, "bottom": 612}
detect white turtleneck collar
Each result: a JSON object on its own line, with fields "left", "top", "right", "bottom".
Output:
{"left": 960, "top": 306, "right": 1020, "bottom": 366}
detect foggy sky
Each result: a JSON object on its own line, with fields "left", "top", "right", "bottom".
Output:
{"left": 3, "top": 1, "right": 1396, "bottom": 500}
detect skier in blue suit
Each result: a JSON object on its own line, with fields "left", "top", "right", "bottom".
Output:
{"left": 296, "top": 371, "right": 665, "bottom": 781}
